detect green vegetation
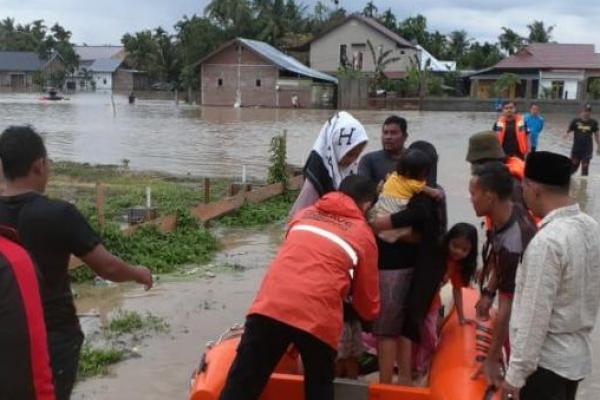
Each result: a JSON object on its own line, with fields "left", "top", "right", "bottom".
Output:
{"left": 78, "top": 346, "right": 125, "bottom": 379}
{"left": 106, "top": 310, "right": 169, "bottom": 335}
{"left": 267, "top": 133, "right": 288, "bottom": 187}
{"left": 218, "top": 194, "right": 295, "bottom": 227}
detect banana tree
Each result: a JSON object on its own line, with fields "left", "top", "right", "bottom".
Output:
{"left": 366, "top": 39, "right": 401, "bottom": 89}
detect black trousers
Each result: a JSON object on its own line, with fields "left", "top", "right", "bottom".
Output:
{"left": 520, "top": 367, "right": 580, "bottom": 400}
{"left": 220, "top": 314, "right": 336, "bottom": 400}
{"left": 48, "top": 329, "right": 84, "bottom": 400}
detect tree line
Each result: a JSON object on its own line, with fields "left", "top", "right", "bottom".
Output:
{"left": 1, "top": 1, "right": 557, "bottom": 91}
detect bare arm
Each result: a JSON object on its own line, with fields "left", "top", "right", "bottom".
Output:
{"left": 453, "top": 286, "right": 468, "bottom": 324}
{"left": 82, "top": 244, "right": 153, "bottom": 289}
{"left": 421, "top": 186, "right": 444, "bottom": 201}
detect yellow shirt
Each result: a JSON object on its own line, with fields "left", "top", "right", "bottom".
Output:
{"left": 381, "top": 173, "right": 425, "bottom": 199}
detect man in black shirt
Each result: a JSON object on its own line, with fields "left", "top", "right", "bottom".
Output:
{"left": 564, "top": 104, "right": 600, "bottom": 176}
{"left": 0, "top": 126, "right": 153, "bottom": 400}
{"left": 358, "top": 115, "right": 408, "bottom": 184}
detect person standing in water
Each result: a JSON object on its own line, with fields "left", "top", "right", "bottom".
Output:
{"left": 493, "top": 101, "right": 529, "bottom": 160}
{"left": 563, "top": 104, "right": 600, "bottom": 177}
{"left": 524, "top": 104, "right": 544, "bottom": 152}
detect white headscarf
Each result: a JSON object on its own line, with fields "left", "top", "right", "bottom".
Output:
{"left": 312, "top": 111, "right": 369, "bottom": 189}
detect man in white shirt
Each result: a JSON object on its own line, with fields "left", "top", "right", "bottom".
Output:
{"left": 501, "top": 151, "right": 600, "bottom": 400}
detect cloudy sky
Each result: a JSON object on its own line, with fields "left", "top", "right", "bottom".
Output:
{"left": 3, "top": 0, "right": 600, "bottom": 48}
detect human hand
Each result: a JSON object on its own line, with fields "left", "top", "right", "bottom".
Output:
{"left": 500, "top": 380, "right": 521, "bottom": 400}
{"left": 135, "top": 266, "right": 153, "bottom": 290}
{"left": 483, "top": 358, "right": 504, "bottom": 388}
{"left": 369, "top": 216, "right": 391, "bottom": 233}
{"left": 475, "top": 295, "right": 493, "bottom": 322}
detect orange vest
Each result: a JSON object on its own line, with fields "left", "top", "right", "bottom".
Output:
{"left": 496, "top": 115, "right": 529, "bottom": 159}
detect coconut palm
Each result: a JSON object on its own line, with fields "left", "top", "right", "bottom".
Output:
{"left": 362, "top": 1, "right": 378, "bottom": 18}
{"left": 527, "top": 20, "right": 554, "bottom": 43}
{"left": 498, "top": 27, "right": 525, "bottom": 55}
{"left": 380, "top": 8, "right": 396, "bottom": 30}
{"left": 447, "top": 30, "right": 470, "bottom": 60}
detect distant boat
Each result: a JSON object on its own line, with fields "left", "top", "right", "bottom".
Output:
{"left": 39, "top": 88, "right": 68, "bottom": 101}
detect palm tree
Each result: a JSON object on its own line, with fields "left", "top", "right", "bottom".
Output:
{"left": 366, "top": 39, "right": 401, "bottom": 85}
{"left": 380, "top": 8, "right": 396, "bottom": 31}
{"left": 494, "top": 73, "right": 520, "bottom": 98}
{"left": 362, "top": 1, "right": 378, "bottom": 18}
{"left": 498, "top": 27, "right": 525, "bottom": 55}
{"left": 205, "top": 0, "right": 252, "bottom": 35}
{"left": 447, "top": 30, "right": 470, "bottom": 60}
{"left": 527, "top": 20, "right": 554, "bottom": 43}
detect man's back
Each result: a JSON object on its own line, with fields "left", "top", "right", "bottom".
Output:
{"left": 249, "top": 192, "right": 379, "bottom": 349}
{"left": 0, "top": 192, "right": 100, "bottom": 332}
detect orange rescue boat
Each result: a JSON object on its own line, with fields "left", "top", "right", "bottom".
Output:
{"left": 189, "top": 288, "right": 500, "bottom": 400}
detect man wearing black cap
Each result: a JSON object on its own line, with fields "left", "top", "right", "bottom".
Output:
{"left": 501, "top": 151, "right": 600, "bottom": 400}
{"left": 563, "top": 104, "right": 600, "bottom": 176}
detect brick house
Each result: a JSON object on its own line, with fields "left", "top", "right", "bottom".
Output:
{"left": 0, "top": 51, "right": 65, "bottom": 89}
{"left": 469, "top": 43, "right": 600, "bottom": 100}
{"left": 196, "top": 38, "right": 338, "bottom": 108}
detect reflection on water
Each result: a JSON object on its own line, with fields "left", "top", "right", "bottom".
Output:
{"left": 3, "top": 92, "right": 600, "bottom": 397}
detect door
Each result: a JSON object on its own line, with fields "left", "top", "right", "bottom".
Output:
{"left": 10, "top": 74, "right": 25, "bottom": 89}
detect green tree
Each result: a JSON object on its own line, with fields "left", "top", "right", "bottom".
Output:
{"left": 462, "top": 41, "right": 503, "bottom": 69}
{"left": 153, "top": 27, "right": 180, "bottom": 83}
{"left": 362, "top": 1, "right": 378, "bottom": 18}
{"left": 175, "top": 15, "right": 223, "bottom": 66}
{"left": 204, "top": 0, "right": 253, "bottom": 36}
{"left": 379, "top": 8, "right": 397, "bottom": 31}
{"left": 527, "top": 20, "right": 554, "bottom": 43}
{"left": 425, "top": 31, "right": 448, "bottom": 60}
{"left": 588, "top": 79, "right": 600, "bottom": 100}
{"left": 398, "top": 15, "right": 428, "bottom": 45}
{"left": 253, "top": 0, "right": 288, "bottom": 44}
{"left": 494, "top": 73, "right": 520, "bottom": 98}
{"left": 122, "top": 30, "right": 159, "bottom": 78}
{"left": 498, "top": 27, "right": 524, "bottom": 55}
{"left": 447, "top": 30, "right": 470, "bottom": 60}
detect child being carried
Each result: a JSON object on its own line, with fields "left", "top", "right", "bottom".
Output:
{"left": 370, "top": 148, "right": 441, "bottom": 243}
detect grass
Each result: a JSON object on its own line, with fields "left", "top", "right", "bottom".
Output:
{"left": 105, "top": 310, "right": 169, "bottom": 335}
{"left": 218, "top": 193, "right": 297, "bottom": 227}
{"left": 78, "top": 346, "right": 125, "bottom": 379}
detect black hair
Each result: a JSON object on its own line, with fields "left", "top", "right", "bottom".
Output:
{"left": 383, "top": 115, "right": 408, "bottom": 137}
{"left": 502, "top": 100, "right": 515, "bottom": 108}
{"left": 472, "top": 161, "right": 513, "bottom": 200}
{"left": 442, "top": 222, "right": 478, "bottom": 284}
{"left": 339, "top": 175, "right": 378, "bottom": 205}
{"left": 397, "top": 148, "right": 431, "bottom": 180}
{"left": 409, "top": 140, "right": 439, "bottom": 185}
{"left": 0, "top": 126, "right": 47, "bottom": 181}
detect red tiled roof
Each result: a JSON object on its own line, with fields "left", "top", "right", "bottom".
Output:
{"left": 495, "top": 43, "right": 600, "bottom": 69}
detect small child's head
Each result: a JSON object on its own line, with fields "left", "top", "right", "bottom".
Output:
{"left": 397, "top": 148, "right": 431, "bottom": 180}
{"left": 443, "top": 222, "right": 478, "bottom": 283}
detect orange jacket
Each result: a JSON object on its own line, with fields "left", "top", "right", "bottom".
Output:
{"left": 496, "top": 115, "right": 529, "bottom": 159}
{"left": 248, "top": 192, "right": 380, "bottom": 349}
{"left": 505, "top": 156, "right": 524, "bottom": 180}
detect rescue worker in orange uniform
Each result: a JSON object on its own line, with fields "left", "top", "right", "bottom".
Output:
{"left": 493, "top": 101, "right": 529, "bottom": 160}
{"left": 219, "top": 175, "right": 380, "bottom": 400}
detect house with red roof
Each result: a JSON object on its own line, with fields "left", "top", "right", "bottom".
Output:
{"left": 469, "top": 43, "right": 600, "bottom": 100}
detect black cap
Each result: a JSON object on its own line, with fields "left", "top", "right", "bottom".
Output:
{"left": 525, "top": 151, "right": 572, "bottom": 186}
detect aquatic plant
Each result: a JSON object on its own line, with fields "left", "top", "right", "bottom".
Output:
{"left": 218, "top": 193, "right": 295, "bottom": 227}
{"left": 106, "top": 310, "right": 169, "bottom": 335}
{"left": 78, "top": 346, "right": 125, "bottom": 379}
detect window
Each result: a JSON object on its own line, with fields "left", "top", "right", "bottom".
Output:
{"left": 256, "top": 79, "right": 261, "bottom": 87}
{"left": 400, "top": 50, "right": 405, "bottom": 55}
{"left": 351, "top": 43, "right": 366, "bottom": 71}
{"left": 217, "top": 78, "right": 223, "bottom": 87}
{"left": 103, "top": 79, "right": 107, "bottom": 85}
{"left": 339, "top": 44, "right": 348, "bottom": 67}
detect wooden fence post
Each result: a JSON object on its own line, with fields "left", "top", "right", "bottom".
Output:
{"left": 96, "top": 182, "right": 105, "bottom": 230}
{"left": 204, "top": 178, "right": 211, "bottom": 204}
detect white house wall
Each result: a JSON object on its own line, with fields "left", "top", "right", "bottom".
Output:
{"left": 540, "top": 70, "right": 584, "bottom": 100}
{"left": 92, "top": 72, "right": 113, "bottom": 90}
{"left": 310, "top": 19, "right": 417, "bottom": 74}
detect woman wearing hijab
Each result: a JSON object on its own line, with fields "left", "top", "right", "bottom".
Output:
{"left": 370, "top": 140, "right": 447, "bottom": 385}
{"left": 289, "top": 111, "right": 369, "bottom": 218}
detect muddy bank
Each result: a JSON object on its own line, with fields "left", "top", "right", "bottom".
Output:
{"left": 71, "top": 226, "right": 282, "bottom": 400}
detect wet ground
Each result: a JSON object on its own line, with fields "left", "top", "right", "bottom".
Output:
{"left": 2, "top": 93, "right": 599, "bottom": 398}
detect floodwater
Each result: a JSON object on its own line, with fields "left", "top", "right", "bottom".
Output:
{"left": 1, "top": 92, "right": 599, "bottom": 398}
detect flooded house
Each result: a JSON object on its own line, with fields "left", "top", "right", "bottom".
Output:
{"left": 0, "top": 51, "right": 65, "bottom": 90}
{"left": 196, "top": 38, "right": 337, "bottom": 108}
{"left": 70, "top": 45, "right": 148, "bottom": 92}
{"left": 469, "top": 43, "right": 600, "bottom": 100}
{"left": 303, "top": 14, "right": 419, "bottom": 80}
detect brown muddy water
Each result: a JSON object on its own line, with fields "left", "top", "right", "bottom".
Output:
{"left": 1, "top": 93, "right": 599, "bottom": 398}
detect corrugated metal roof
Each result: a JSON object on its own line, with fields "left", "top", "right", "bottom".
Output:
{"left": 74, "top": 45, "right": 124, "bottom": 61}
{"left": 88, "top": 58, "right": 123, "bottom": 73}
{"left": 0, "top": 51, "right": 42, "bottom": 71}
{"left": 239, "top": 38, "right": 338, "bottom": 83}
